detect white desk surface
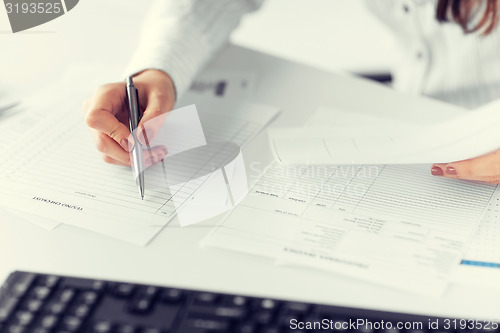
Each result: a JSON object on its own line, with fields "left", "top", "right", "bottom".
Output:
{"left": 1, "top": 45, "right": 496, "bottom": 320}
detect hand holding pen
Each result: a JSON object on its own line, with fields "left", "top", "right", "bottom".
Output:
{"left": 83, "top": 70, "right": 175, "bottom": 195}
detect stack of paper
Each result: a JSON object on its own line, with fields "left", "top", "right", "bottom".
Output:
{"left": 269, "top": 100, "right": 500, "bottom": 165}
{"left": 0, "top": 66, "right": 279, "bottom": 246}
{"left": 203, "top": 106, "right": 499, "bottom": 297}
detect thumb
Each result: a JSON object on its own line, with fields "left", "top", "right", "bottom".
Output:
{"left": 137, "top": 92, "right": 172, "bottom": 147}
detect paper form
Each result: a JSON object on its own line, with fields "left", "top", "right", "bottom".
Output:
{"left": 277, "top": 214, "right": 464, "bottom": 297}
{"left": 203, "top": 163, "right": 495, "bottom": 296}
{"left": 308, "top": 108, "right": 500, "bottom": 287}
{"left": 0, "top": 70, "right": 279, "bottom": 245}
{"left": 0, "top": 104, "right": 62, "bottom": 230}
{"left": 462, "top": 190, "right": 500, "bottom": 267}
{"left": 0, "top": 105, "right": 182, "bottom": 245}
{"left": 269, "top": 99, "right": 500, "bottom": 165}
{"left": 452, "top": 189, "right": 500, "bottom": 290}
{"left": 292, "top": 107, "right": 500, "bottom": 292}
{"left": 0, "top": 103, "right": 278, "bottom": 245}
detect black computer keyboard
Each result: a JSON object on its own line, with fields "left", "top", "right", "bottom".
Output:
{"left": 0, "top": 271, "right": 497, "bottom": 333}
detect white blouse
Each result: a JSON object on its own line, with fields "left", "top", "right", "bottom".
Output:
{"left": 125, "top": 0, "right": 500, "bottom": 109}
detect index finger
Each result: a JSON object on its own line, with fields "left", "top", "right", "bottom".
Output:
{"left": 431, "top": 150, "right": 500, "bottom": 181}
{"left": 85, "top": 84, "right": 133, "bottom": 151}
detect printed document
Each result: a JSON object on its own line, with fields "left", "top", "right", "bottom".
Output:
{"left": 0, "top": 67, "right": 279, "bottom": 245}
{"left": 203, "top": 162, "right": 495, "bottom": 296}
{"left": 204, "top": 107, "right": 497, "bottom": 296}
{"left": 269, "top": 99, "right": 500, "bottom": 165}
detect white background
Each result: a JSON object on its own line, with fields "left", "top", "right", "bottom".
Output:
{"left": 0, "top": 0, "right": 396, "bottom": 94}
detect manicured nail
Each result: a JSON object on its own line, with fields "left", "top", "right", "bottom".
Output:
{"left": 138, "top": 127, "right": 152, "bottom": 146}
{"left": 431, "top": 166, "right": 443, "bottom": 176}
{"left": 446, "top": 166, "right": 457, "bottom": 175}
{"left": 120, "top": 139, "right": 131, "bottom": 152}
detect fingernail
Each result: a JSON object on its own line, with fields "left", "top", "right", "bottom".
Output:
{"left": 431, "top": 166, "right": 443, "bottom": 176}
{"left": 446, "top": 166, "right": 457, "bottom": 175}
{"left": 138, "top": 127, "right": 152, "bottom": 146}
{"left": 120, "top": 139, "right": 131, "bottom": 152}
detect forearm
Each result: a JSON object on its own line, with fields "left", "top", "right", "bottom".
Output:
{"left": 124, "top": 0, "right": 263, "bottom": 100}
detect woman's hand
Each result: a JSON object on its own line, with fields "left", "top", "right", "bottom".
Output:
{"left": 431, "top": 149, "right": 500, "bottom": 184}
{"left": 84, "top": 69, "right": 176, "bottom": 166}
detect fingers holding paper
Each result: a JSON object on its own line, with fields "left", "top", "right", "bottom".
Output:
{"left": 431, "top": 149, "right": 500, "bottom": 184}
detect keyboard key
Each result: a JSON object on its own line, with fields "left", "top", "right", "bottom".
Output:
{"left": 61, "top": 316, "right": 82, "bottom": 331}
{"left": 162, "top": 288, "right": 183, "bottom": 303}
{"left": 195, "top": 292, "right": 219, "bottom": 304}
{"left": 32, "top": 287, "right": 51, "bottom": 301}
{"left": 48, "top": 302, "right": 67, "bottom": 315}
{"left": 59, "top": 289, "right": 75, "bottom": 304}
{"left": 7, "top": 325, "right": 26, "bottom": 333}
{"left": 39, "top": 315, "right": 59, "bottom": 329}
{"left": 32, "top": 328, "right": 50, "bottom": 333}
{"left": 14, "top": 311, "right": 34, "bottom": 326}
{"left": 130, "top": 297, "right": 153, "bottom": 314}
{"left": 113, "top": 284, "right": 135, "bottom": 298}
{"left": 229, "top": 296, "right": 249, "bottom": 307}
{"left": 187, "top": 318, "right": 230, "bottom": 331}
{"left": 143, "top": 286, "right": 159, "bottom": 298}
{"left": 189, "top": 305, "right": 247, "bottom": 320}
{"left": 38, "top": 275, "right": 60, "bottom": 289}
{"left": 234, "top": 323, "right": 256, "bottom": 333}
{"left": 82, "top": 291, "right": 99, "bottom": 305}
{"left": 92, "top": 321, "right": 113, "bottom": 333}
{"left": 283, "top": 302, "right": 310, "bottom": 313}
{"left": 72, "top": 304, "right": 90, "bottom": 318}
{"left": 10, "top": 273, "right": 36, "bottom": 297}
{"left": 277, "top": 313, "right": 297, "bottom": 327}
{"left": 116, "top": 324, "right": 136, "bottom": 333}
{"left": 23, "top": 299, "right": 43, "bottom": 313}
{"left": 259, "top": 299, "right": 279, "bottom": 310}
{"left": 62, "top": 278, "right": 106, "bottom": 292}
{"left": 142, "top": 328, "right": 163, "bottom": 333}
{"left": 253, "top": 311, "right": 274, "bottom": 325}
{"left": 0, "top": 297, "right": 19, "bottom": 323}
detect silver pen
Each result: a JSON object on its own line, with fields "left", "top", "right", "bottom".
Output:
{"left": 126, "top": 77, "right": 145, "bottom": 199}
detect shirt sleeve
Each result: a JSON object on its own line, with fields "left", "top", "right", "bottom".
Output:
{"left": 124, "top": 0, "right": 264, "bottom": 99}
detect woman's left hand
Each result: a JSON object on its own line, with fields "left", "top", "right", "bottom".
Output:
{"left": 431, "top": 149, "right": 500, "bottom": 184}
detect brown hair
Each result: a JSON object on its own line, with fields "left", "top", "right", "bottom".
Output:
{"left": 436, "top": 0, "right": 499, "bottom": 35}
